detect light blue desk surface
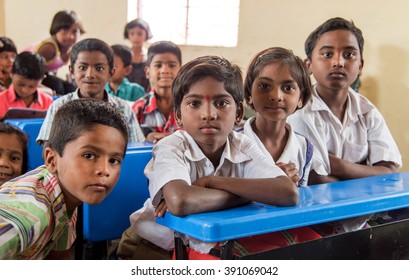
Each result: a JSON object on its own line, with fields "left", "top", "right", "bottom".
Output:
{"left": 156, "top": 173, "right": 409, "bottom": 242}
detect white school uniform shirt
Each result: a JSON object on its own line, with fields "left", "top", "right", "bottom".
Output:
{"left": 129, "top": 130, "right": 286, "bottom": 251}
{"left": 287, "top": 85, "right": 402, "bottom": 176}
{"left": 242, "top": 117, "right": 313, "bottom": 187}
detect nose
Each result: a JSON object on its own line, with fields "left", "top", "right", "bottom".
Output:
{"left": 86, "top": 68, "right": 94, "bottom": 79}
{"left": 332, "top": 53, "right": 345, "bottom": 68}
{"left": 201, "top": 102, "right": 217, "bottom": 121}
{"left": 270, "top": 87, "right": 283, "bottom": 102}
{"left": 160, "top": 63, "right": 171, "bottom": 73}
{"left": 96, "top": 159, "right": 110, "bottom": 177}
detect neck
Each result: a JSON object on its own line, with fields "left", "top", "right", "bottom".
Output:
{"left": 315, "top": 85, "right": 348, "bottom": 121}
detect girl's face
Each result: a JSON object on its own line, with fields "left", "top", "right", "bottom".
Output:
{"left": 0, "top": 133, "right": 24, "bottom": 185}
{"left": 54, "top": 23, "right": 82, "bottom": 49}
{"left": 127, "top": 26, "right": 148, "bottom": 48}
{"left": 0, "top": 51, "right": 17, "bottom": 77}
{"left": 249, "top": 62, "right": 303, "bottom": 123}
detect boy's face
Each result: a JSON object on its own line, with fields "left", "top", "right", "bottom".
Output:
{"left": 127, "top": 26, "right": 147, "bottom": 47}
{"left": 0, "top": 51, "right": 17, "bottom": 77}
{"left": 306, "top": 29, "right": 363, "bottom": 92}
{"left": 0, "top": 133, "right": 24, "bottom": 186}
{"left": 12, "top": 74, "right": 41, "bottom": 98}
{"left": 146, "top": 53, "right": 181, "bottom": 93}
{"left": 250, "top": 63, "right": 303, "bottom": 122}
{"left": 45, "top": 124, "right": 126, "bottom": 211}
{"left": 176, "top": 76, "right": 243, "bottom": 154}
{"left": 110, "top": 55, "right": 131, "bottom": 84}
{"left": 70, "top": 51, "right": 113, "bottom": 100}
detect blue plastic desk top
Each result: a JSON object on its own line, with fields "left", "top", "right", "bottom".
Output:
{"left": 156, "top": 172, "right": 409, "bottom": 242}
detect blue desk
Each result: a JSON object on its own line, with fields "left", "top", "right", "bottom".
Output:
{"left": 157, "top": 173, "right": 409, "bottom": 259}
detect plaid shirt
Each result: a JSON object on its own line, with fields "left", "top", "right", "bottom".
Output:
{"left": 0, "top": 166, "right": 77, "bottom": 259}
{"left": 132, "top": 92, "right": 180, "bottom": 135}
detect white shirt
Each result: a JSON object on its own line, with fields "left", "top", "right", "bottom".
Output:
{"left": 130, "top": 130, "right": 286, "bottom": 251}
{"left": 287, "top": 85, "right": 402, "bottom": 175}
{"left": 243, "top": 117, "right": 313, "bottom": 186}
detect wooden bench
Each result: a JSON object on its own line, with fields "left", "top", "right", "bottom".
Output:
{"left": 157, "top": 172, "right": 409, "bottom": 259}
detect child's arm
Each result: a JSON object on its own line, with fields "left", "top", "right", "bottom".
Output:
{"left": 193, "top": 175, "right": 298, "bottom": 207}
{"left": 329, "top": 154, "right": 398, "bottom": 180}
{"left": 162, "top": 179, "right": 250, "bottom": 217}
{"left": 276, "top": 162, "right": 299, "bottom": 186}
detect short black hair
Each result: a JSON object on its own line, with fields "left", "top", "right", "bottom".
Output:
{"left": 70, "top": 38, "right": 114, "bottom": 71}
{"left": 48, "top": 99, "right": 128, "bottom": 156}
{"left": 123, "top": 18, "right": 153, "bottom": 40}
{"left": 244, "top": 47, "right": 312, "bottom": 110}
{"left": 0, "top": 37, "right": 17, "bottom": 54}
{"left": 146, "top": 41, "right": 182, "bottom": 66}
{"left": 49, "top": 10, "right": 85, "bottom": 35}
{"left": 111, "top": 44, "right": 133, "bottom": 67}
{"left": 172, "top": 55, "right": 243, "bottom": 113}
{"left": 305, "top": 17, "right": 364, "bottom": 61}
{"left": 12, "top": 52, "right": 45, "bottom": 80}
{"left": 0, "top": 122, "right": 28, "bottom": 174}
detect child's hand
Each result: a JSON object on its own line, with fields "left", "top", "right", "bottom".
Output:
{"left": 146, "top": 132, "right": 170, "bottom": 143}
{"left": 192, "top": 176, "right": 215, "bottom": 189}
{"left": 154, "top": 199, "right": 168, "bottom": 217}
{"left": 277, "top": 162, "right": 299, "bottom": 187}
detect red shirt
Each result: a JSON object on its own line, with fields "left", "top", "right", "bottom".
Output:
{"left": 0, "top": 84, "right": 53, "bottom": 118}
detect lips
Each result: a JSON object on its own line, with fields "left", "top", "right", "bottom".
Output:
{"left": 200, "top": 124, "right": 219, "bottom": 133}
{"left": 0, "top": 172, "right": 13, "bottom": 181}
{"left": 329, "top": 70, "right": 346, "bottom": 78}
{"left": 88, "top": 184, "right": 109, "bottom": 192}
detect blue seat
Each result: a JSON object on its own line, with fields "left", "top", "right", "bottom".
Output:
{"left": 82, "top": 143, "right": 154, "bottom": 242}
{"left": 5, "top": 118, "right": 44, "bottom": 171}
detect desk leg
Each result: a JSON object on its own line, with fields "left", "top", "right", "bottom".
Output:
{"left": 220, "top": 240, "right": 234, "bottom": 260}
{"left": 175, "top": 236, "right": 188, "bottom": 260}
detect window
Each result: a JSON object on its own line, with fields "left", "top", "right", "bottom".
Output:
{"left": 128, "top": 0, "right": 240, "bottom": 47}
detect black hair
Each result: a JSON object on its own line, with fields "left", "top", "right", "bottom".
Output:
{"left": 12, "top": 52, "right": 45, "bottom": 80}
{"left": 172, "top": 55, "right": 243, "bottom": 113}
{"left": 49, "top": 10, "right": 85, "bottom": 36}
{"left": 123, "top": 18, "right": 153, "bottom": 40}
{"left": 146, "top": 41, "right": 182, "bottom": 66}
{"left": 244, "top": 47, "right": 312, "bottom": 110}
{"left": 48, "top": 99, "right": 128, "bottom": 156}
{"left": 0, "top": 37, "right": 17, "bottom": 54}
{"left": 70, "top": 38, "right": 114, "bottom": 71}
{"left": 305, "top": 17, "right": 364, "bottom": 61}
{"left": 111, "top": 44, "right": 133, "bottom": 67}
{"left": 0, "top": 122, "right": 28, "bottom": 174}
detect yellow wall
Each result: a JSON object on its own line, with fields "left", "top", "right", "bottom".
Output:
{"left": 2, "top": 0, "right": 408, "bottom": 171}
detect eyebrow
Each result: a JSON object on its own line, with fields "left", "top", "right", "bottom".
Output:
{"left": 257, "top": 76, "right": 296, "bottom": 84}
{"left": 184, "top": 93, "right": 233, "bottom": 99}
{"left": 319, "top": 45, "right": 358, "bottom": 51}
{"left": 79, "top": 144, "right": 125, "bottom": 157}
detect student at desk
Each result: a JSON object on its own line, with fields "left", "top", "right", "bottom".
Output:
{"left": 117, "top": 56, "right": 322, "bottom": 260}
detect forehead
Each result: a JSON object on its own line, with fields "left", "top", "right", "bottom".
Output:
{"left": 129, "top": 26, "right": 146, "bottom": 33}
{"left": 75, "top": 51, "right": 109, "bottom": 65}
{"left": 257, "top": 62, "right": 293, "bottom": 80}
{"left": 184, "top": 76, "right": 231, "bottom": 98}
{"left": 12, "top": 74, "right": 40, "bottom": 85}
{"left": 150, "top": 53, "right": 180, "bottom": 64}
{"left": 315, "top": 29, "right": 360, "bottom": 50}
{"left": 0, "top": 133, "right": 24, "bottom": 152}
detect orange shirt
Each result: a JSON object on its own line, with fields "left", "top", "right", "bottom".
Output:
{"left": 0, "top": 84, "right": 53, "bottom": 118}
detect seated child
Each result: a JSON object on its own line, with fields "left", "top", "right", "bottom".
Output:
{"left": 0, "top": 122, "right": 28, "bottom": 186}
{"left": 132, "top": 41, "right": 182, "bottom": 143}
{"left": 36, "top": 38, "right": 145, "bottom": 146}
{"left": 0, "top": 98, "right": 128, "bottom": 259}
{"left": 242, "top": 47, "right": 313, "bottom": 187}
{"left": 104, "top": 44, "right": 145, "bottom": 102}
{"left": 287, "top": 17, "right": 402, "bottom": 185}
{"left": 117, "top": 56, "right": 301, "bottom": 260}
{"left": 0, "top": 37, "right": 17, "bottom": 92}
{"left": 0, "top": 52, "right": 54, "bottom": 119}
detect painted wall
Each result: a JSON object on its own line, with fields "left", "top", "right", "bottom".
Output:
{"left": 2, "top": 0, "right": 408, "bottom": 171}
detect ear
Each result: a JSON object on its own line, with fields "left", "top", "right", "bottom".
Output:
{"left": 44, "top": 147, "right": 58, "bottom": 174}
{"left": 69, "top": 65, "right": 74, "bottom": 76}
{"left": 235, "top": 101, "right": 245, "bottom": 125}
{"left": 123, "top": 65, "right": 133, "bottom": 76}
{"left": 297, "top": 98, "right": 303, "bottom": 109}
{"left": 109, "top": 67, "right": 115, "bottom": 78}
{"left": 304, "top": 58, "right": 313, "bottom": 75}
{"left": 175, "top": 109, "right": 183, "bottom": 127}
{"left": 145, "top": 65, "right": 150, "bottom": 79}
{"left": 358, "top": 59, "right": 364, "bottom": 76}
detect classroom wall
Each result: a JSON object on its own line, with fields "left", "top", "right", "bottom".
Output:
{"left": 2, "top": 0, "right": 408, "bottom": 171}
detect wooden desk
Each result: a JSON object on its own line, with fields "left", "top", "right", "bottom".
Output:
{"left": 157, "top": 173, "right": 409, "bottom": 259}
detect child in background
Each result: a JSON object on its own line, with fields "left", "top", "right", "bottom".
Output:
{"left": 0, "top": 37, "right": 17, "bottom": 92}
{"left": 117, "top": 56, "right": 298, "bottom": 260}
{"left": 242, "top": 47, "right": 313, "bottom": 187}
{"left": 26, "top": 10, "right": 85, "bottom": 95}
{"left": 0, "top": 52, "right": 54, "bottom": 119}
{"left": 104, "top": 44, "right": 145, "bottom": 102}
{"left": 37, "top": 38, "right": 145, "bottom": 146}
{"left": 0, "top": 99, "right": 128, "bottom": 259}
{"left": 124, "top": 18, "right": 152, "bottom": 92}
{"left": 132, "top": 41, "right": 182, "bottom": 143}
{"left": 287, "top": 17, "right": 402, "bottom": 185}
{"left": 0, "top": 122, "right": 28, "bottom": 186}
